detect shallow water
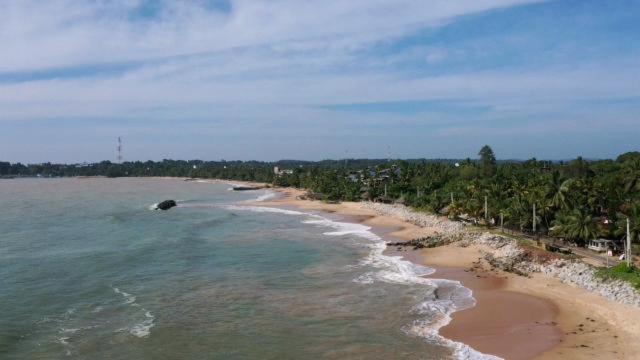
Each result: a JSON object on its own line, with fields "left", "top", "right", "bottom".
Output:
{"left": 0, "top": 178, "right": 485, "bottom": 359}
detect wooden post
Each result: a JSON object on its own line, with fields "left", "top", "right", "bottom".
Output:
{"left": 450, "top": 192, "right": 454, "bottom": 204}
{"left": 384, "top": 184, "right": 388, "bottom": 198}
{"left": 500, "top": 212, "right": 504, "bottom": 233}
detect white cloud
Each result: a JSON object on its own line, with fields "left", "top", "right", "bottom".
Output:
{"left": 0, "top": 0, "right": 544, "bottom": 72}
{"left": 0, "top": 60, "right": 638, "bottom": 121}
{"left": 2, "top": 0, "right": 640, "bottom": 163}
{"left": 0, "top": 0, "right": 581, "bottom": 124}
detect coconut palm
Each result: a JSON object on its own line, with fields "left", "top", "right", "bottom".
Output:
{"left": 621, "top": 158, "right": 640, "bottom": 197}
{"left": 505, "top": 194, "right": 541, "bottom": 232}
{"left": 547, "top": 172, "right": 572, "bottom": 210}
{"left": 447, "top": 200, "right": 465, "bottom": 220}
{"left": 551, "top": 208, "right": 601, "bottom": 244}
{"left": 615, "top": 204, "right": 640, "bottom": 244}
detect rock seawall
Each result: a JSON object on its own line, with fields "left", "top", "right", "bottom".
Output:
{"left": 364, "top": 202, "right": 640, "bottom": 307}
{"left": 361, "top": 202, "right": 465, "bottom": 233}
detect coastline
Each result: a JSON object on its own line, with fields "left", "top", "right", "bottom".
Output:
{"left": 102, "top": 176, "right": 640, "bottom": 358}
{"left": 252, "top": 186, "right": 640, "bottom": 359}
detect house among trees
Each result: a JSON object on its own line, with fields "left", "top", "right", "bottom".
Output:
{"left": 273, "top": 166, "right": 293, "bottom": 176}
{"left": 587, "top": 239, "right": 621, "bottom": 254}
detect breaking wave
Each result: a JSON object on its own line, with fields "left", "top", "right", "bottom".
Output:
{"left": 222, "top": 204, "right": 501, "bottom": 359}
{"left": 112, "top": 287, "right": 156, "bottom": 338}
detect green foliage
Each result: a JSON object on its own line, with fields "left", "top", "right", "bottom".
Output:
{"left": 596, "top": 263, "right": 640, "bottom": 289}
{"left": 550, "top": 208, "right": 601, "bottom": 243}
{"left": 3, "top": 145, "right": 639, "bottom": 245}
{"left": 615, "top": 204, "right": 640, "bottom": 244}
{"left": 478, "top": 145, "right": 496, "bottom": 177}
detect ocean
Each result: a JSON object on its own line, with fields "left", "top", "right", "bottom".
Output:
{"left": 0, "top": 178, "right": 488, "bottom": 359}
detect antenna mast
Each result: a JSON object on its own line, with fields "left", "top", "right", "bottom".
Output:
{"left": 117, "top": 137, "right": 123, "bottom": 163}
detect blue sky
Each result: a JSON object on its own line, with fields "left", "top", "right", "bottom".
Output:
{"left": 1, "top": 0, "right": 639, "bottom": 163}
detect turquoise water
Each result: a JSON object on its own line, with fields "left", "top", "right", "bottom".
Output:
{"left": 0, "top": 178, "right": 480, "bottom": 359}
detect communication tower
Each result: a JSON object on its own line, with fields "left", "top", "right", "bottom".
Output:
{"left": 117, "top": 137, "right": 123, "bottom": 163}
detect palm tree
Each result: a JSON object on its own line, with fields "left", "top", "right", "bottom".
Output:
{"left": 621, "top": 158, "right": 640, "bottom": 197}
{"left": 526, "top": 181, "right": 553, "bottom": 231}
{"left": 462, "top": 181, "right": 484, "bottom": 219}
{"left": 547, "top": 172, "right": 571, "bottom": 210}
{"left": 616, "top": 204, "right": 640, "bottom": 244}
{"left": 447, "top": 200, "right": 465, "bottom": 219}
{"left": 551, "top": 208, "right": 601, "bottom": 244}
{"left": 506, "top": 195, "right": 541, "bottom": 232}
{"left": 484, "top": 183, "right": 506, "bottom": 224}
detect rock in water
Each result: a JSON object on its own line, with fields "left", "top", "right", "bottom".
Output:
{"left": 232, "top": 186, "right": 265, "bottom": 191}
{"left": 156, "top": 200, "right": 177, "bottom": 210}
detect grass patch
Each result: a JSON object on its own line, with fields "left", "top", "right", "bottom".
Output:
{"left": 596, "top": 263, "right": 640, "bottom": 289}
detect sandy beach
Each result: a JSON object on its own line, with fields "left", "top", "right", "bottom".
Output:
{"left": 255, "top": 187, "right": 640, "bottom": 359}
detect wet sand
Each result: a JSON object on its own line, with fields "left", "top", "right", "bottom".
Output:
{"left": 403, "top": 250, "right": 563, "bottom": 360}
{"left": 413, "top": 244, "right": 639, "bottom": 359}
{"left": 254, "top": 187, "right": 640, "bottom": 359}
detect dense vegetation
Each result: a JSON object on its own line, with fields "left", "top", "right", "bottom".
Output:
{"left": 2, "top": 147, "right": 639, "bottom": 245}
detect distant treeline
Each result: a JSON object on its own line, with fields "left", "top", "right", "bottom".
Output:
{"left": 2, "top": 148, "right": 639, "bottom": 244}
{"left": 0, "top": 158, "right": 466, "bottom": 180}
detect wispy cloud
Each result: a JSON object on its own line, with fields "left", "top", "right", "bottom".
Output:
{"left": 1, "top": 0, "right": 544, "bottom": 72}
{"left": 0, "top": 0, "right": 639, "bottom": 162}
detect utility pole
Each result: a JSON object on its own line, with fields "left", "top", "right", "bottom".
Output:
{"left": 627, "top": 217, "right": 632, "bottom": 268}
{"left": 116, "top": 137, "right": 123, "bottom": 163}
{"left": 532, "top": 203, "right": 537, "bottom": 234}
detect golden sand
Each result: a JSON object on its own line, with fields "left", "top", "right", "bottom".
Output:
{"left": 256, "top": 187, "right": 640, "bottom": 359}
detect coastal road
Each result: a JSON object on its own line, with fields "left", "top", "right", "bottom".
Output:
{"left": 500, "top": 229, "right": 621, "bottom": 268}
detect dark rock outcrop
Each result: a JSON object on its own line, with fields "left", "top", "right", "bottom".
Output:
{"left": 232, "top": 186, "right": 265, "bottom": 191}
{"left": 156, "top": 200, "right": 177, "bottom": 210}
{"left": 387, "top": 234, "right": 462, "bottom": 250}
{"left": 483, "top": 252, "right": 529, "bottom": 277}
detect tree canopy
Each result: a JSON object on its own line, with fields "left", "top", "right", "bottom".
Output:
{"left": 478, "top": 145, "right": 496, "bottom": 177}
{"left": 3, "top": 148, "right": 639, "bottom": 245}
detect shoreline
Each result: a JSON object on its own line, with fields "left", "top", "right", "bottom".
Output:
{"left": 62, "top": 177, "right": 640, "bottom": 358}
{"left": 253, "top": 186, "right": 640, "bottom": 359}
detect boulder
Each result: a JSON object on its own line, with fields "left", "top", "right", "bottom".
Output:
{"left": 156, "top": 200, "right": 177, "bottom": 210}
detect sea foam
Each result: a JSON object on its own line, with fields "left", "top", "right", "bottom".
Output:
{"left": 253, "top": 190, "right": 277, "bottom": 202}
{"left": 225, "top": 204, "right": 502, "bottom": 360}
{"left": 112, "top": 287, "right": 155, "bottom": 338}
